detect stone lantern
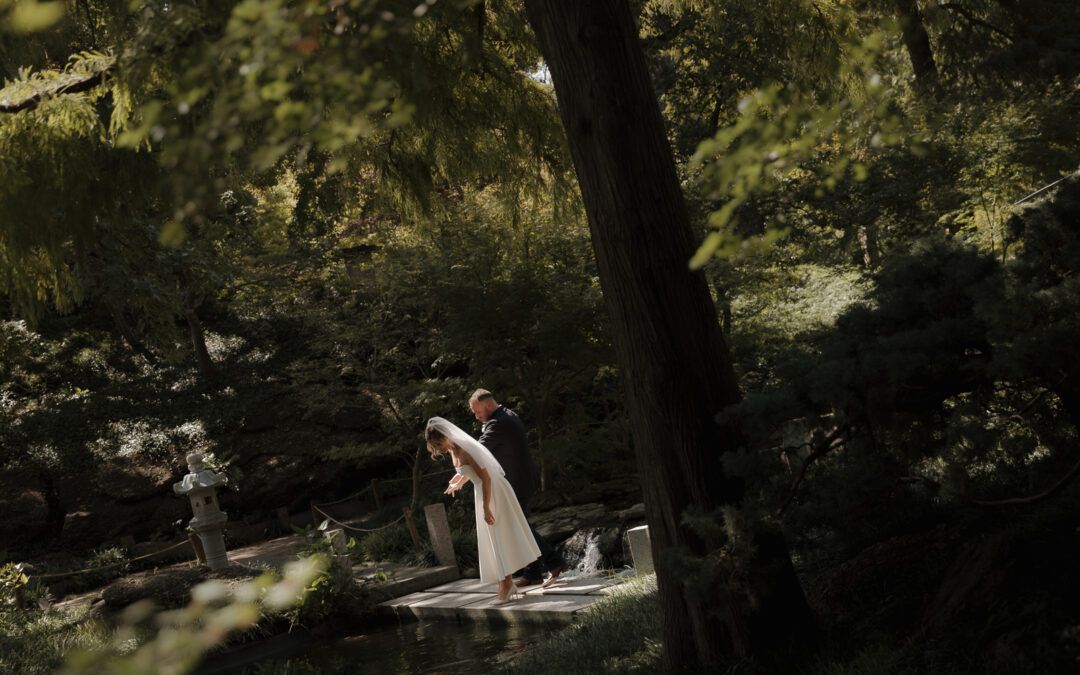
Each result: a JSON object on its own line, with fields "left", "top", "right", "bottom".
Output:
{"left": 173, "top": 452, "right": 229, "bottom": 570}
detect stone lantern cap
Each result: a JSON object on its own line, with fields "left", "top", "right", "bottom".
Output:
{"left": 173, "top": 452, "right": 226, "bottom": 495}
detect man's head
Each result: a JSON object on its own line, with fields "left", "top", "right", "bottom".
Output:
{"left": 469, "top": 389, "right": 498, "bottom": 422}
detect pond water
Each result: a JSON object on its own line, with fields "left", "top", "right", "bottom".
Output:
{"left": 233, "top": 619, "right": 550, "bottom": 675}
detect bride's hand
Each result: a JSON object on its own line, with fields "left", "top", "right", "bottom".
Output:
{"left": 483, "top": 508, "right": 495, "bottom": 525}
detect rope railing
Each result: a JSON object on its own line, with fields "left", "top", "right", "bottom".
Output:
{"left": 310, "top": 502, "right": 407, "bottom": 533}
{"left": 29, "top": 540, "right": 192, "bottom": 581}
{"left": 18, "top": 469, "right": 456, "bottom": 590}
{"left": 372, "top": 468, "right": 455, "bottom": 485}
{"left": 310, "top": 469, "right": 454, "bottom": 510}
{"left": 312, "top": 483, "right": 373, "bottom": 507}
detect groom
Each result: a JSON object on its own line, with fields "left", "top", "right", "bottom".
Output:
{"left": 470, "top": 389, "right": 566, "bottom": 588}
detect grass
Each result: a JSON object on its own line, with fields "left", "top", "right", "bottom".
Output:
{"left": 499, "top": 574, "right": 663, "bottom": 675}
{"left": 0, "top": 604, "right": 109, "bottom": 675}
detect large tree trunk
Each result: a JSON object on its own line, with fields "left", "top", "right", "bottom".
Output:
{"left": 102, "top": 299, "right": 158, "bottom": 364}
{"left": 38, "top": 470, "right": 66, "bottom": 539}
{"left": 894, "top": 0, "right": 938, "bottom": 91}
{"left": 179, "top": 271, "right": 216, "bottom": 377}
{"left": 522, "top": 0, "right": 814, "bottom": 668}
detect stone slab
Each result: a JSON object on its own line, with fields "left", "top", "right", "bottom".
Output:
{"left": 459, "top": 593, "right": 601, "bottom": 624}
{"left": 380, "top": 591, "right": 495, "bottom": 621}
{"left": 389, "top": 591, "right": 493, "bottom": 609}
{"left": 425, "top": 578, "right": 499, "bottom": 594}
{"left": 423, "top": 503, "right": 456, "bottom": 568}
{"left": 524, "top": 577, "right": 615, "bottom": 596}
{"left": 356, "top": 564, "right": 460, "bottom": 601}
{"left": 626, "top": 525, "right": 653, "bottom": 576}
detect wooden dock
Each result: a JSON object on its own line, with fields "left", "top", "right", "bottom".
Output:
{"left": 378, "top": 575, "right": 620, "bottom": 625}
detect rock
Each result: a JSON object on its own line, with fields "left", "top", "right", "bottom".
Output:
{"left": 530, "top": 489, "right": 569, "bottom": 512}
{"left": 532, "top": 503, "right": 617, "bottom": 545}
{"left": 0, "top": 475, "right": 50, "bottom": 547}
{"left": 557, "top": 525, "right": 629, "bottom": 572}
{"left": 566, "top": 477, "right": 641, "bottom": 508}
{"left": 618, "top": 503, "right": 646, "bottom": 523}
{"left": 597, "top": 527, "right": 622, "bottom": 559}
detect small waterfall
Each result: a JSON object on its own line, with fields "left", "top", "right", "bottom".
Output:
{"left": 559, "top": 527, "right": 605, "bottom": 576}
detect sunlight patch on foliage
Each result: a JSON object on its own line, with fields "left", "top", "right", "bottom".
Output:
{"left": 731, "top": 262, "right": 870, "bottom": 344}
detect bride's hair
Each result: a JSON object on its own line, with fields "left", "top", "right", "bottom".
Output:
{"left": 425, "top": 426, "right": 457, "bottom": 460}
{"left": 425, "top": 416, "right": 504, "bottom": 476}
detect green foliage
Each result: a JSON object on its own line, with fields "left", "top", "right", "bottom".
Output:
{"left": 3, "top": 1, "right": 1080, "bottom": 671}
{"left": 60, "top": 556, "right": 328, "bottom": 675}
{"left": 201, "top": 452, "right": 243, "bottom": 492}
{"left": 719, "top": 177, "right": 1080, "bottom": 556}
{"left": 0, "top": 561, "right": 29, "bottom": 604}
{"left": 0, "top": 0, "right": 64, "bottom": 35}
{"left": 689, "top": 29, "right": 910, "bottom": 266}
{"left": 283, "top": 527, "right": 372, "bottom": 626}
{"left": 643, "top": 0, "right": 848, "bottom": 160}
{"left": 355, "top": 521, "right": 418, "bottom": 564}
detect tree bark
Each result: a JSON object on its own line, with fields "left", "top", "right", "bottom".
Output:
{"left": 522, "top": 0, "right": 814, "bottom": 667}
{"left": 411, "top": 444, "right": 424, "bottom": 515}
{"left": 103, "top": 299, "right": 158, "bottom": 364}
{"left": 894, "top": 0, "right": 938, "bottom": 91}
{"left": 39, "top": 471, "right": 66, "bottom": 539}
{"left": 858, "top": 225, "right": 878, "bottom": 268}
{"left": 179, "top": 271, "right": 216, "bottom": 377}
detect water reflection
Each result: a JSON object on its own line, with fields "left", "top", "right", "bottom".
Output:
{"left": 241, "top": 619, "right": 546, "bottom": 674}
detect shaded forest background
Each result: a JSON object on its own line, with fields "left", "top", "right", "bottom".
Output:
{"left": 2, "top": 0, "right": 1080, "bottom": 672}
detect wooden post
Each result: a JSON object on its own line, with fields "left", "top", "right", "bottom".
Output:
{"left": 403, "top": 507, "right": 422, "bottom": 548}
{"left": 310, "top": 500, "right": 322, "bottom": 527}
{"left": 188, "top": 531, "right": 206, "bottom": 564}
{"left": 13, "top": 585, "right": 25, "bottom": 612}
{"left": 371, "top": 479, "right": 383, "bottom": 509}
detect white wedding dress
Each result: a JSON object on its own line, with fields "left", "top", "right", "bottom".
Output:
{"left": 457, "top": 462, "right": 540, "bottom": 583}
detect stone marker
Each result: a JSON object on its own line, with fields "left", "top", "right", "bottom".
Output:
{"left": 626, "top": 525, "right": 653, "bottom": 576}
{"left": 173, "top": 452, "right": 230, "bottom": 570}
{"left": 424, "top": 503, "right": 457, "bottom": 568}
{"left": 323, "top": 528, "right": 349, "bottom": 555}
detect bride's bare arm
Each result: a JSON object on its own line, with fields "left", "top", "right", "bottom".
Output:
{"left": 445, "top": 472, "right": 470, "bottom": 496}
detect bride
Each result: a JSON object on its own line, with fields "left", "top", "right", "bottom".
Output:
{"left": 425, "top": 416, "right": 541, "bottom": 604}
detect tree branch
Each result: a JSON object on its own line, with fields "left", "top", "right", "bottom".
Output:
{"left": 964, "top": 454, "right": 1080, "bottom": 507}
{"left": 0, "top": 67, "right": 111, "bottom": 115}
{"left": 775, "top": 424, "right": 848, "bottom": 516}
{"left": 79, "top": 0, "right": 97, "bottom": 48}
{"left": 938, "top": 3, "right": 1015, "bottom": 42}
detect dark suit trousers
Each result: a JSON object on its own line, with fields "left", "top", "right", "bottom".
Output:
{"left": 515, "top": 500, "right": 566, "bottom": 580}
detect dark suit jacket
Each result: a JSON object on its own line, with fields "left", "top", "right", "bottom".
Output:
{"left": 478, "top": 405, "right": 538, "bottom": 508}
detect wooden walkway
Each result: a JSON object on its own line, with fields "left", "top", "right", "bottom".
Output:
{"left": 378, "top": 575, "right": 620, "bottom": 625}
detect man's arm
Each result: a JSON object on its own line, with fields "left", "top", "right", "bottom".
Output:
{"left": 477, "top": 417, "right": 508, "bottom": 459}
